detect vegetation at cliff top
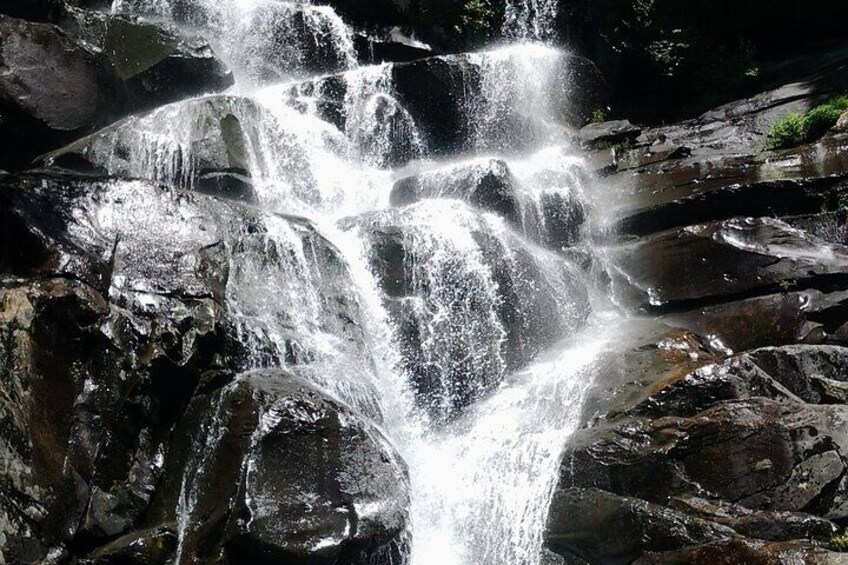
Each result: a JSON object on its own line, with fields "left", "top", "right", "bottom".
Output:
{"left": 766, "top": 95, "right": 848, "bottom": 150}
{"left": 831, "top": 529, "right": 848, "bottom": 552}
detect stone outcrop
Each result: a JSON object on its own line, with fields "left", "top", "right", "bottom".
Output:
{"left": 545, "top": 48, "right": 848, "bottom": 564}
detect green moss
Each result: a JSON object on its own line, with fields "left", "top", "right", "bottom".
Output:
{"left": 767, "top": 95, "right": 848, "bottom": 150}
{"left": 830, "top": 529, "right": 848, "bottom": 552}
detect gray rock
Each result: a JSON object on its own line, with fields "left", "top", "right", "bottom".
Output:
{"left": 344, "top": 205, "right": 590, "bottom": 420}
{"left": 634, "top": 538, "right": 848, "bottom": 564}
{"left": 54, "top": 6, "right": 234, "bottom": 112}
{"left": 546, "top": 488, "right": 736, "bottom": 564}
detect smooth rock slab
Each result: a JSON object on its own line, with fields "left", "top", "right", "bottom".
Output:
{"left": 608, "top": 216, "right": 848, "bottom": 311}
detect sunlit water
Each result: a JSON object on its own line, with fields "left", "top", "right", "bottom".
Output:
{"left": 100, "top": 1, "right": 614, "bottom": 563}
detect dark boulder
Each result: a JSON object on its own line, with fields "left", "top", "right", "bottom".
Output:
{"left": 1, "top": 170, "right": 378, "bottom": 417}
{"left": 391, "top": 49, "right": 607, "bottom": 155}
{"left": 146, "top": 371, "right": 409, "bottom": 565}
{"left": 578, "top": 119, "right": 641, "bottom": 149}
{"left": 54, "top": 6, "right": 234, "bottom": 112}
{"left": 546, "top": 487, "right": 736, "bottom": 563}
{"left": 0, "top": 14, "right": 120, "bottom": 169}
{"left": 38, "top": 96, "right": 258, "bottom": 199}
{"left": 391, "top": 158, "right": 588, "bottom": 249}
{"left": 287, "top": 48, "right": 607, "bottom": 165}
{"left": 0, "top": 276, "right": 219, "bottom": 563}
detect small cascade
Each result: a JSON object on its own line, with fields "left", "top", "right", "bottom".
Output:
{"left": 91, "top": 1, "right": 612, "bottom": 564}
{"left": 503, "top": 0, "right": 560, "bottom": 42}
{"left": 466, "top": 45, "right": 572, "bottom": 152}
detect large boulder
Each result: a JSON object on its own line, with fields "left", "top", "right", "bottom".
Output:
{"left": 343, "top": 202, "right": 590, "bottom": 421}
{"left": 546, "top": 339, "right": 848, "bottom": 563}
{"left": 0, "top": 276, "right": 220, "bottom": 563}
{"left": 38, "top": 96, "right": 259, "bottom": 201}
{"left": 54, "top": 6, "right": 234, "bottom": 112}
{"left": 287, "top": 47, "right": 607, "bottom": 165}
{"left": 391, "top": 158, "right": 523, "bottom": 225}
{"left": 144, "top": 371, "right": 409, "bottom": 564}
{"left": 0, "top": 14, "right": 120, "bottom": 169}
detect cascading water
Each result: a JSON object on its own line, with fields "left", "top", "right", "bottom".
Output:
{"left": 101, "top": 1, "right": 616, "bottom": 563}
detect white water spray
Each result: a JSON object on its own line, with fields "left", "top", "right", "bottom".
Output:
{"left": 98, "top": 2, "right": 613, "bottom": 563}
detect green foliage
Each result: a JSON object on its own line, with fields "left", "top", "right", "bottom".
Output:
{"left": 766, "top": 95, "right": 848, "bottom": 150}
{"left": 459, "top": 0, "right": 496, "bottom": 34}
{"left": 830, "top": 529, "right": 848, "bottom": 552}
{"left": 591, "top": 108, "right": 608, "bottom": 123}
{"left": 767, "top": 113, "right": 806, "bottom": 149}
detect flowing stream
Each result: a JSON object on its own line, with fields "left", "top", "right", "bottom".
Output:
{"left": 105, "top": 1, "right": 617, "bottom": 563}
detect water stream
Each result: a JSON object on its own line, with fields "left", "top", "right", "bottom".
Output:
{"left": 105, "top": 1, "right": 616, "bottom": 563}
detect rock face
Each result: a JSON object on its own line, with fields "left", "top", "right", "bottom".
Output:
{"left": 55, "top": 7, "right": 234, "bottom": 111}
{"left": 0, "top": 14, "right": 120, "bottom": 169}
{"left": 289, "top": 49, "right": 607, "bottom": 164}
{"left": 545, "top": 52, "right": 848, "bottom": 564}
{"left": 390, "top": 158, "right": 588, "bottom": 250}
{"left": 391, "top": 159, "right": 522, "bottom": 225}
{"left": 0, "top": 170, "right": 397, "bottom": 562}
{"left": 147, "top": 371, "right": 409, "bottom": 565}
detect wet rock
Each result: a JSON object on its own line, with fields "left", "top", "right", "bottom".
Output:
{"left": 608, "top": 216, "right": 848, "bottom": 311}
{"left": 391, "top": 159, "right": 522, "bottom": 226}
{"left": 38, "top": 96, "right": 258, "bottom": 199}
{"left": 561, "top": 398, "right": 848, "bottom": 518}
{"left": 353, "top": 31, "right": 432, "bottom": 64}
{"left": 670, "top": 495, "right": 837, "bottom": 542}
{"left": 634, "top": 538, "right": 848, "bottom": 564}
{"left": 1, "top": 170, "right": 374, "bottom": 416}
{"left": 0, "top": 277, "right": 216, "bottom": 563}
{"left": 577, "top": 324, "right": 727, "bottom": 426}
{"left": 54, "top": 6, "right": 234, "bottom": 111}
{"left": 612, "top": 172, "right": 848, "bottom": 239}
{"left": 81, "top": 525, "right": 178, "bottom": 565}
{"left": 546, "top": 487, "right": 736, "bottom": 563}
{"left": 0, "top": 14, "right": 120, "bottom": 169}
{"left": 392, "top": 50, "right": 607, "bottom": 154}
{"left": 659, "top": 289, "right": 848, "bottom": 353}
{"left": 578, "top": 119, "right": 641, "bottom": 149}
{"left": 147, "top": 371, "right": 409, "bottom": 565}
{"left": 345, "top": 204, "right": 589, "bottom": 420}
{"left": 391, "top": 158, "right": 588, "bottom": 249}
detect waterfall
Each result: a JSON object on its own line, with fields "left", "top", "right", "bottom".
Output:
{"left": 503, "top": 0, "right": 560, "bottom": 42}
{"left": 101, "top": 1, "right": 614, "bottom": 563}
